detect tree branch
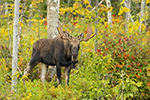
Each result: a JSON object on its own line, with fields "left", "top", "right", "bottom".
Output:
{"left": 91, "top": 0, "right": 105, "bottom": 11}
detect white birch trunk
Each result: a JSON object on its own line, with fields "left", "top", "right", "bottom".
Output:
{"left": 106, "top": 0, "right": 112, "bottom": 27}
{"left": 123, "top": 1, "right": 134, "bottom": 22}
{"left": 47, "top": 0, "right": 59, "bottom": 39}
{"left": 125, "top": 0, "right": 131, "bottom": 32}
{"left": 46, "top": 0, "right": 60, "bottom": 80}
{"left": 95, "top": 0, "right": 98, "bottom": 51}
{"left": 139, "top": 0, "right": 145, "bottom": 34}
{"left": 29, "top": 4, "right": 33, "bottom": 27}
{"left": 11, "top": 0, "right": 20, "bottom": 91}
{"left": 5, "top": 2, "right": 8, "bottom": 15}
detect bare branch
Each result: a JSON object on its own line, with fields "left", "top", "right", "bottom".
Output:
{"left": 91, "top": 0, "right": 105, "bottom": 11}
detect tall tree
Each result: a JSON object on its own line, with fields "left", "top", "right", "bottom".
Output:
{"left": 95, "top": 0, "right": 98, "bottom": 51}
{"left": 106, "top": 0, "right": 112, "bottom": 27}
{"left": 11, "top": 0, "right": 20, "bottom": 91}
{"left": 125, "top": 0, "right": 131, "bottom": 32}
{"left": 139, "top": 0, "right": 146, "bottom": 33}
{"left": 45, "top": 0, "right": 60, "bottom": 81}
{"left": 47, "top": 0, "right": 59, "bottom": 39}
{"left": 123, "top": 0, "right": 134, "bottom": 22}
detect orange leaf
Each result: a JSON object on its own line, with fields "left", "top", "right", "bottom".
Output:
{"left": 143, "top": 62, "right": 147, "bottom": 65}
{"left": 137, "top": 63, "right": 141, "bottom": 66}
{"left": 105, "top": 48, "right": 109, "bottom": 51}
{"left": 132, "top": 55, "right": 135, "bottom": 60}
{"left": 135, "top": 74, "right": 140, "bottom": 79}
{"left": 139, "top": 69, "right": 142, "bottom": 72}
{"left": 118, "top": 54, "right": 121, "bottom": 57}
{"left": 147, "top": 82, "right": 150, "bottom": 87}
{"left": 128, "top": 65, "right": 131, "bottom": 68}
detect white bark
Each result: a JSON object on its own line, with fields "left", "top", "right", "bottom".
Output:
{"left": 139, "top": 0, "right": 145, "bottom": 33}
{"left": 5, "top": 2, "right": 8, "bottom": 14}
{"left": 95, "top": 0, "right": 98, "bottom": 51}
{"left": 46, "top": 0, "right": 60, "bottom": 80}
{"left": 47, "top": 0, "right": 59, "bottom": 39}
{"left": 11, "top": 0, "right": 20, "bottom": 91}
{"left": 123, "top": 1, "right": 134, "bottom": 22}
{"left": 125, "top": 0, "right": 131, "bottom": 22}
{"left": 106, "top": 0, "right": 112, "bottom": 27}
{"left": 125, "top": 0, "right": 131, "bottom": 32}
{"left": 29, "top": 4, "right": 33, "bottom": 27}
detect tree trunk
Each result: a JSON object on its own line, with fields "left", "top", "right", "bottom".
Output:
{"left": 5, "top": 2, "right": 8, "bottom": 15}
{"left": 46, "top": 0, "right": 59, "bottom": 80}
{"left": 123, "top": 1, "right": 134, "bottom": 22}
{"left": 47, "top": 0, "right": 59, "bottom": 39}
{"left": 139, "top": 0, "right": 145, "bottom": 34}
{"left": 106, "top": 0, "right": 112, "bottom": 27}
{"left": 29, "top": 4, "right": 33, "bottom": 27}
{"left": 11, "top": 0, "right": 20, "bottom": 91}
{"left": 95, "top": 0, "right": 98, "bottom": 51}
{"left": 125, "top": 0, "right": 131, "bottom": 32}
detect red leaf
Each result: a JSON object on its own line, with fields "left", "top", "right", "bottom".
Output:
{"left": 97, "top": 49, "right": 101, "bottom": 53}
{"left": 73, "top": 22, "right": 77, "bottom": 26}
{"left": 44, "top": 21, "right": 47, "bottom": 26}
{"left": 118, "top": 39, "right": 121, "bottom": 43}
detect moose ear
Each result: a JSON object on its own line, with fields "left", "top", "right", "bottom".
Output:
{"left": 78, "top": 33, "right": 84, "bottom": 40}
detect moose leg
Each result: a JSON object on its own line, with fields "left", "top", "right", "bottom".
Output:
{"left": 47, "top": 66, "right": 56, "bottom": 80}
{"left": 24, "top": 54, "right": 40, "bottom": 76}
{"left": 65, "top": 66, "right": 71, "bottom": 85}
{"left": 24, "top": 63, "right": 32, "bottom": 76}
{"left": 40, "top": 64, "right": 48, "bottom": 84}
{"left": 56, "top": 64, "right": 61, "bottom": 85}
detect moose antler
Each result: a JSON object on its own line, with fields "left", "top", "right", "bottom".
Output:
{"left": 80, "top": 25, "right": 96, "bottom": 42}
{"left": 57, "top": 22, "right": 71, "bottom": 41}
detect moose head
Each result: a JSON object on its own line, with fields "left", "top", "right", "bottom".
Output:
{"left": 57, "top": 23, "right": 96, "bottom": 64}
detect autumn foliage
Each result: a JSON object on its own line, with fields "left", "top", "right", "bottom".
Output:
{"left": 0, "top": 0, "right": 150, "bottom": 99}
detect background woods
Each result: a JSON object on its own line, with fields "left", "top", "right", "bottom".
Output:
{"left": 0, "top": 0, "right": 150, "bottom": 99}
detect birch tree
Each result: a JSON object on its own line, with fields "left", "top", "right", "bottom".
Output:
{"left": 123, "top": 0, "right": 134, "bottom": 22}
{"left": 47, "top": 0, "right": 59, "bottom": 39}
{"left": 45, "top": 0, "right": 60, "bottom": 80}
{"left": 11, "top": 0, "right": 20, "bottom": 91}
{"left": 125, "top": 0, "right": 131, "bottom": 32}
{"left": 139, "top": 0, "right": 146, "bottom": 33}
{"left": 106, "top": 0, "right": 112, "bottom": 27}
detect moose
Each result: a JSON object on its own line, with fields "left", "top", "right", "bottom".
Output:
{"left": 24, "top": 23, "right": 95, "bottom": 85}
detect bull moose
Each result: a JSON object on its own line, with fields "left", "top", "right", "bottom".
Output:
{"left": 24, "top": 23, "right": 95, "bottom": 85}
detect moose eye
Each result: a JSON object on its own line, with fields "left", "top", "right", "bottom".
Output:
{"left": 78, "top": 45, "right": 80, "bottom": 50}
{"left": 70, "top": 44, "right": 72, "bottom": 48}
